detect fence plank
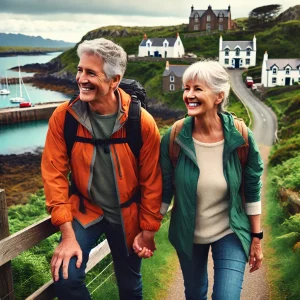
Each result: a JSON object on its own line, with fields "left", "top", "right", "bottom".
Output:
{"left": 0, "top": 189, "right": 15, "bottom": 300}
{"left": 0, "top": 216, "right": 58, "bottom": 267}
{"left": 26, "top": 240, "right": 111, "bottom": 300}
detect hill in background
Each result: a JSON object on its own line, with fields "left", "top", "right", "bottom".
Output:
{"left": 0, "top": 33, "right": 75, "bottom": 48}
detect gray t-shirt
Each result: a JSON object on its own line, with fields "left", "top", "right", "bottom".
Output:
{"left": 89, "top": 109, "right": 121, "bottom": 224}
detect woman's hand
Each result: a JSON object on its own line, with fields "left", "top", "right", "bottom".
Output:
{"left": 133, "top": 230, "right": 156, "bottom": 259}
{"left": 249, "top": 238, "right": 263, "bottom": 273}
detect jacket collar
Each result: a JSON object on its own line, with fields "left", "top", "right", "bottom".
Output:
{"left": 177, "top": 112, "right": 246, "bottom": 153}
{"left": 67, "top": 88, "right": 131, "bottom": 134}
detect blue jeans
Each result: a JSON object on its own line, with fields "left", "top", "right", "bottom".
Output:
{"left": 177, "top": 233, "right": 247, "bottom": 300}
{"left": 54, "top": 219, "right": 142, "bottom": 300}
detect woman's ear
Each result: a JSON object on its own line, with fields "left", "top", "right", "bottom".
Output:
{"left": 111, "top": 75, "right": 121, "bottom": 90}
{"left": 215, "top": 92, "right": 224, "bottom": 105}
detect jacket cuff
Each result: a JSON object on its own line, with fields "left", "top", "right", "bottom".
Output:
{"left": 245, "top": 201, "right": 261, "bottom": 215}
{"left": 50, "top": 205, "right": 73, "bottom": 226}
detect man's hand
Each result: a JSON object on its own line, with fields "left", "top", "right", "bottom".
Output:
{"left": 133, "top": 230, "right": 156, "bottom": 259}
{"left": 249, "top": 238, "right": 263, "bottom": 273}
{"left": 51, "top": 222, "right": 82, "bottom": 281}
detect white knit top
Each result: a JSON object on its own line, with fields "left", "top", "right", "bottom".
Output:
{"left": 193, "top": 138, "right": 233, "bottom": 244}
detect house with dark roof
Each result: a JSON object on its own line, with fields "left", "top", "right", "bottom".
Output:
{"left": 138, "top": 33, "right": 185, "bottom": 58}
{"left": 219, "top": 35, "right": 257, "bottom": 69}
{"left": 261, "top": 52, "right": 300, "bottom": 87}
{"left": 162, "top": 61, "right": 189, "bottom": 92}
{"left": 188, "top": 5, "right": 232, "bottom": 32}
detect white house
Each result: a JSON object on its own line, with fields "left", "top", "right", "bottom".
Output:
{"left": 219, "top": 35, "right": 256, "bottom": 68}
{"left": 138, "top": 33, "right": 185, "bottom": 58}
{"left": 261, "top": 52, "right": 300, "bottom": 87}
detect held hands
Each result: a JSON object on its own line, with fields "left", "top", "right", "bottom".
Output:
{"left": 51, "top": 236, "right": 82, "bottom": 281}
{"left": 133, "top": 230, "right": 156, "bottom": 259}
{"left": 249, "top": 238, "right": 263, "bottom": 273}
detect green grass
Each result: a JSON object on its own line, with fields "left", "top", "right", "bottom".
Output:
{"left": 265, "top": 168, "right": 300, "bottom": 300}
{"left": 0, "top": 46, "right": 70, "bottom": 53}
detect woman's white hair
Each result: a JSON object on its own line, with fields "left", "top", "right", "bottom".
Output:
{"left": 182, "top": 61, "right": 230, "bottom": 112}
{"left": 77, "top": 38, "right": 127, "bottom": 80}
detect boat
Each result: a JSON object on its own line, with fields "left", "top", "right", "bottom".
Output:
{"left": 10, "top": 57, "right": 31, "bottom": 103}
{"left": 0, "top": 73, "right": 10, "bottom": 95}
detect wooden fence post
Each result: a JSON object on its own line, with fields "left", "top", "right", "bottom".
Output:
{"left": 0, "top": 189, "right": 15, "bottom": 300}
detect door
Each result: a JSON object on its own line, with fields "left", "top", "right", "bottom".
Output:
{"left": 235, "top": 58, "right": 240, "bottom": 68}
{"left": 165, "top": 51, "right": 167, "bottom": 58}
{"left": 285, "top": 77, "right": 291, "bottom": 85}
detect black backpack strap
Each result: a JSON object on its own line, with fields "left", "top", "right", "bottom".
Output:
{"left": 126, "top": 95, "right": 142, "bottom": 159}
{"left": 64, "top": 94, "right": 79, "bottom": 160}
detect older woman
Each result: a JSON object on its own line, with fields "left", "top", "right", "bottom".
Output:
{"left": 160, "top": 61, "right": 264, "bottom": 300}
{"left": 42, "top": 38, "right": 163, "bottom": 300}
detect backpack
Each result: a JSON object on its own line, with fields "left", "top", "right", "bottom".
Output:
{"left": 64, "top": 78, "right": 147, "bottom": 160}
{"left": 64, "top": 79, "right": 146, "bottom": 212}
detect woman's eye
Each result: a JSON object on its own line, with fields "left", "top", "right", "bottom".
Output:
{"left": 89, "top": 72, "right": 95, "bottom": 76}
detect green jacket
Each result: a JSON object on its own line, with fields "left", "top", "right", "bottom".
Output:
{"left": 160, "top": 112, "right": 264, "bottom": 259}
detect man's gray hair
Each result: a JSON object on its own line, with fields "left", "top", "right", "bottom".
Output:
{"left": 77, "top": 38, "right": 127, "bottom": 80}
{"left": 182, "top": 61, "right": 230, "bottom": 112}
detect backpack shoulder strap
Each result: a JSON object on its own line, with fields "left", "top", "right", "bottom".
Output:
{"left": 126, "top": 95, "right": 142, "bottom": 159}
{"left": 64, "top": 95, "right": 79, "bottom": 160}
{"left": 233, "top": 118, "right": 249, "bottom": 168}
{"left": 169, "top": 118, "right": 185, "bottom": 168}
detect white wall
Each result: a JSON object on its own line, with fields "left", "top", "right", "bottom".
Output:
{"left": 219, "top": 49, "right": 256, "bottom": 68}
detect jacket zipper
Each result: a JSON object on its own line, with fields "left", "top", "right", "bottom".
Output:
{"left": 113, "top": 144, "right": 123, "bottom": 179}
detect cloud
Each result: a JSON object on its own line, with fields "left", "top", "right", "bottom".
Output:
{"left": 1, "top": 0, "right": 188, "bottom": 18}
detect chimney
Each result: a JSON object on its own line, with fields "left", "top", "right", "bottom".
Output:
{"left": 208, "top": 4, "right": 212, "bottom": 10}
{"left": 143, "top": 33, "right": 147, "bottom": 40}
{"left": 219, "top": 35, "right": 223, "bottom": 51}
{"left": 191, "top": 5, "right": 194, "bottom": 12}
{"left": 228, "top": 5, "right": 231, "bottom": 11}
{"left": 166, "top": 61, "right": 169, "bottom": 70}
{"left": 176, "top": 32, "right": 179, "bottom": 38}
{"left": 253, "top": 35, "right": 256, "bottom": 51}
{"left": 263, "top": 51, "right": 268, "bottom": 61}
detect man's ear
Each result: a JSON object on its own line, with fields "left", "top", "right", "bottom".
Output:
{"left": 111, "top": 75, "right": 121, "bottom": 90}
{"left": 215, "top": 91, "right": 224, "bottom": 105}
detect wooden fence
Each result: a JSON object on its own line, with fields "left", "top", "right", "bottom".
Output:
{"left": 0, "top": 189, "right": 112, "bottom": 300}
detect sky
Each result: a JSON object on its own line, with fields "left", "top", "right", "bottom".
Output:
{"left": 0, "top": 0, "right": 299, "bottom": 43}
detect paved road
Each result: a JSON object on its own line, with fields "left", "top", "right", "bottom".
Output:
{"left": 165, "top": 69, "right": 276, "bottom": 300}
{"left": 228, "top": 69, "right": 277, "bottom": 146}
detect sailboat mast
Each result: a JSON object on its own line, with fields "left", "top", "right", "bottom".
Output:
{"left": 18, "top": 56, "right": 22, "bottom": 97}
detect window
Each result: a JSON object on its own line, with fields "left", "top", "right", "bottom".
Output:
{"left": 246, "top": 48, "right": 251, "bottom": 56}
{"left": 194, "top": 24, "right": 199, "bottom": 31}
{"left": 207, "top": 15, "right": 211, "bottom": 22}
{"left": 225, "top": 49, "right": 229, "bottom": 56}
{"left": 170, "top": 84, "right": 175, "bottom": 91}
{"left": 164, "top": 42, "right": 168, "bottom": 47}
{"left": 272, "top": 68, "right": 277, "bottom": 74}
{"left": 225, "top": 59, "right": 229, "bottom": 64}
{"left": 148, "top": 50, "right": 150, "bottom": 56}
{"left": 272, "top": 78, "right": 277, "bottom": 84}
{"left": 246, "top": 59, "right": 250, "bottom": 65}
{"left": 219, "top": 18, "right": 223, "bottom": 22}
{"left": 178, "top": 41, "right": 180, "bottom": 45}
{"left": 195, "top": 15, "right": 199, "bottom": 22}
{"left": 147, "top": 42, "right": 151, "bottom": 47}
{"left": 206, "top": 23, "right": 211, "bottom": 31}
{"left": 170, "top": 75, "right": 175, "bottom": 82}
{"left": 235, "top": 48, "right": 240, "bottom": 56}
{"left": 298, "top": 77, "right": 300, "bottom": 82}
{"left": 286, "top": 68, "right": 290, "bottom": 75}
{"left": 219, "top": 24, "right": 223, "bottom": 31}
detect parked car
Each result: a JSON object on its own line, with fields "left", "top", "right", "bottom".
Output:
{"left": 245, "top": 76, "right": 254, "bottom": 88}
{"left": 19, "top": 102, "right": 34, "bottom": 108}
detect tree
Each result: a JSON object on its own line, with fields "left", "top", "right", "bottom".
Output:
{"left": 248, "top": 4, "right": 282, "bottom": 30}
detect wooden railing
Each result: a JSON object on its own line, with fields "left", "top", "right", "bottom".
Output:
{"left": 0, "top": 189, "right": 112, "bottom": 300}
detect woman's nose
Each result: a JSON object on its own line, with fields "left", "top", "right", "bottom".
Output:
{"left": 187, "top": 89, "right": 195, "bottom": 98}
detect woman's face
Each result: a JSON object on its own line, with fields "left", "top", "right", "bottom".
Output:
{"left": 183, "top": 79, "right": 223, "bottom": 117}
{"left": 76, "top": 53, "right": 118, "bottom": 103}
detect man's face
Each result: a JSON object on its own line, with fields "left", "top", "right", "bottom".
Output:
{"left": 76, "top": 53, "right": 114, "bottom": 103}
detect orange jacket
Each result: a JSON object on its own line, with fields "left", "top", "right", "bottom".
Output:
{"left": 41, "top": 88, "right": 163, "bottom": 249}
